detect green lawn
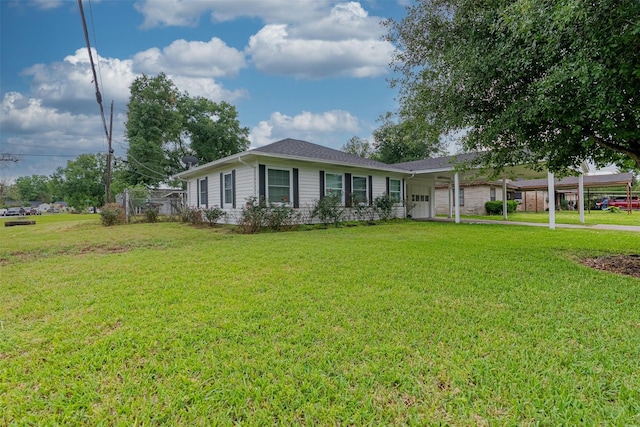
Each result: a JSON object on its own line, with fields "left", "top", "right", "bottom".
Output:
{"left": 1, "top": 216, "right": 639, "bottom": 425}
{"left": 453, "top": 209, "right": 640, "bottom": 226}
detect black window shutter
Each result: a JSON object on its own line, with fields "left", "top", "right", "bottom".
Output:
{"left": 196, "top": 179, "right": 200, "bottom": 206}
{"left": 205, "top": 177, "right": 209, "bottom": 208}
{"left": 368, "top": 175, "right": 373, "bottom": 206}
{"left": 344, "top": 173, "right": 352, "bottom": 207}
{"left": 232, "top": 169, "right": 236, "bottom": 209}
{"left": 259, "top": 164, "right": 266, "bottom": 201}
{"left": 402, "top": 178, "right": 405, "bottom": 201}
{"left": 319, "top": 170, "right": 325, "bottom": 199}
{"left": 386, "top": 177, "right": 390, "bottom": 195}
{"left": 219, "top": 173, "right": 224, "bottom": 206}
{"left": 293, "top": 168, "right": 299, "bottom": 208}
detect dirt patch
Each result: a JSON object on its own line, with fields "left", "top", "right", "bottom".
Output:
{"left": 581, "top": 255, "right": 640, "bottom": 279}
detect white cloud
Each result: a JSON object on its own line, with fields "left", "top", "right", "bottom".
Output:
{"left": 134, "top": 0, "right": 333, "bottom": 28}
{"left": 133, "top": 1, "right": 394, "bottom": 79}
{"left": 133, "top": 37, "right": 246, "bottom": 78}
{"left": 23, "top": 48, "right": 136, "bottom": 108}
{"left": 249, "top": 110, "right": 360, "bottom": 147}
{"left": 247, "top": 24, "right": 393, "bottom": 79}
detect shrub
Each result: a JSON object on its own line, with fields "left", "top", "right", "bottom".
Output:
{"left": 143, "top": 203, "right": 160, "bottom": 223}
{"left": 485, "top": 200, "right": 518, "bottom": 215}
{"left": 100, "top": 203, "right": 125, "bottom": 226}
{"left": 238, "top": 196, "right": 267, "bottom": 234}
{"left": 374, "top": 193, "right": 395, "bottom": 221}
{"left": 312, "top": 192, "right": 343, "bottom": 226}
{"left": 266, "top": 202, "right": 299, "bottom": 231}
{"left": 180, "top": 207, "right": 204, "bottom": 226}
{"left": 202, "top": 206, "right": 226, "bottom": 226}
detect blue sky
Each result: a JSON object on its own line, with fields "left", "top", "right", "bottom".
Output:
{"left": 0, "top": 0, "right": 410, "bottom": 182}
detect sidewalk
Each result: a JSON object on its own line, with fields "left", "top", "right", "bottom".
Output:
{"left": 421, "top": 217, "right": 640, "bottom": 232}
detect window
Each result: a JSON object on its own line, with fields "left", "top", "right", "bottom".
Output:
{"left": 490, "top": 187, "right": 496, "bottom": 201}
{"left": 267, "top": 168, "right": 290, "bottom": 203}
{"left": 389, "top": 179, "right": 401, "bottom": 203}
{"left": 325, "top": 173, "right": 343, "bottom": 200}
{"left": 224, "top": 173, "right": 233, "bottom": 205}
{"left": 453, "top": 188, "right": 465, "bottom": 206}
{"left": 352, "top": 176, "right": 367, "bottom": 204}
{"left": 199, "top": 178, "right": 208, "bottom": 206}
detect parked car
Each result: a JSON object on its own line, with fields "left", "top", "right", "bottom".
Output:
{"left": 609, "top": 196, "right": 640, "bottom": 209}
{"left": 0, "top": 208, "right": 6, "bottom": 216}
{"left": 596, "top": 196, "right": 640, "bottom": 209}
{"left": 6, "top": 207, "right": 25, "bottom": 216}
{"left": 24, "top": 208, "right": 41, "bottom": 215}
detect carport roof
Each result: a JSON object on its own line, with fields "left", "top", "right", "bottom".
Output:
{"left": 511, "top": 173, "right": 633, "bottom": 190}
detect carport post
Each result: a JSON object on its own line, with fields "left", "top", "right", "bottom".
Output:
{"left": 548, "top": 171, "right": 556, "bottom": 230}
{"left": 454, "top": 172, "right": 460, "bottom": 223}
{"left": 578, "top": 174, "right": 585, "bottom": 223}
{"left": 502, "top": 179, "right": 508, "bottom": 220}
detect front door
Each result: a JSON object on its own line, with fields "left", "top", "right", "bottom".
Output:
{"left": 408, "top": 184, "right": 430, "bottom": 218}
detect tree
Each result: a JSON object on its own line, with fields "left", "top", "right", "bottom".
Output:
{"left": 14, "top": 175, "right": 50, "bottom": 202}
{"left": 181, "top": 97, "right": 249, "bottom": 164}
{"left": 125, "top": 73, "right": 249, "bottom": 187}
{"left": 372, "top": 113, "right": 445, "bottom": 164}
{"left": 342, "top": 136, "right": 374, "bottom": 158}
{"left": 50, "top": 153, "right": 106, "bottom": 210}
{"left": 386, "top": 0, "right": 640, "bottom": 173}
{"left": 125, "top": 73, "right": 183, "bottom": 187}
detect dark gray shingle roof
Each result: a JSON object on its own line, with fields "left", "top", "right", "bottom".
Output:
{"left": 392, "top": 152, "right": 480, "bottom": 171}
{"left": 252, "top": 138, "right": 405, "bottom": 171}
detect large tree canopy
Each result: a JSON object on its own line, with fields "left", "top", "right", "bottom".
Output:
{"left": 372, "top": 113, "right": 446, "bottom": 164}
{"left": 387, "top": 0, "right": 640, "bottom": 172}
{"left": 125, "top": 73, "right": 249, "bottom": 187}
{"left": 50, "top": 153, "right": 107, "bottom": 209}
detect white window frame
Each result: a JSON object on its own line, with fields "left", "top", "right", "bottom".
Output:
{"left": 199, "top": 177, "right": 208, "bottom": 207}
{"left": 223, "top": 172, "right": 233, "bottom": 207}
{"left": 490, "top": 187, "right": 496, "bottom": 201}
{"left": 389, "top": 178, "right": 401, "bottom": 204}
{"left": 267, "top": 167, "right": 292, "bottom": 204}
{"left": 352, "top": 175, "right": 368, "bottom": 205}
{"left": 325, "top": 172, "right": 344, "bottom": 203}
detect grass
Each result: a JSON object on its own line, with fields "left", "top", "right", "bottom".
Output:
{"left": 450, "top": 209, "right": 640, "bottom": 226}
{"left": 1, "top": 215, "right": 639, "bottom": 425}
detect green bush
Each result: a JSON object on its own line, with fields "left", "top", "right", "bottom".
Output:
{"left": 99, "top": 203, "right": 125, "bottom": 226}
{"left": 180, "top": 207, "right": 204, "bottom": 226}
{"left": 312, "top": 192, "right": 344, "bottom": 226}
{"left": 266, "top": 203, "right": 299, "bottom": 231}
{"left": 485, "top": 200, "right": 518, "bottom": 215}
{"left": 374, "top": 193, "right": 395, "bottom": 221}
{"left": 202, "top": 206, "right": 226, "bottom": 226}
{"left": 143, "top": 203, "right": 160, "bottom": 223}
{"left": 239, "top": 196, "right": 267, "bottom": 234}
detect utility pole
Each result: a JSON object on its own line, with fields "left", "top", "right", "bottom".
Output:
{"left": 78, "top": 0, "right": 114, "bottom": 205}
{"left": 106, "top": 100, "right": 114, "bottom": 203}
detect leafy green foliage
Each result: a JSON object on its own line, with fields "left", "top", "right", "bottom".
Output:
{"left": 373, "top": 193, "right": 395, "bottom": 220}
{"left": 372, "top": 113, "right": 444, "bottom": 164}
{"left": 485, "top": 200, "right": 519, "bottom": 215}
{"left": 341, "top": 136, "right": 374, "bottom": 158}
{"left": 125, "top": 73, "right": 249, "bottom": 187}
{"left": 312, "top": 192, "right": 344, "bottom": 226}
{"left": 14, "top": 175, "right": 50, "bottom": 202}
{"left": 142, "top": 203, "right": 160, "bottom": 223}
{"left": 99, "top": 203, "right": 125, "bottom": 226}
{"left": 49, "top": 153, "right": 107, "bottom": 209}
{"left": 387, "top": 0, "right": 640, "bottom": 172}
{"left": 202, "top": 206, "right": 227, "bottom": 226}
